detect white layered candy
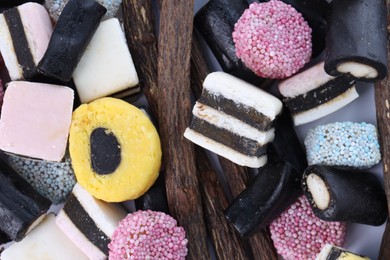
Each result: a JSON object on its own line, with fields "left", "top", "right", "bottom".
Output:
{"left": 73, "top": 18, "right": 139, "bottom": 103}
{"left": 184, "top": 72, "right": 282, "bottom": 168}
{"left": 56, "top": 183, "right": 127, "bottom": 260}
{"left": 1, "top": 214, "right": 89, "bottom": 260}
{"left": 0, "top": 3, "right": 52, "bottom": 80}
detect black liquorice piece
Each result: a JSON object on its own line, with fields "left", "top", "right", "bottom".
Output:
{"left": 0, "top": 157, "right": 51, "bottom": 241}
{"left": 302, "top": 165, "right": 387, "bottom": 226}
{"left": 257, "top": 0, "right": 330, "bottom": 58}
{"left": 0, "top": 0, "right": 44, "bottom": 9}
{"left": 194, "top": 0, "right": 265, "bottom": 86}
{"left": 0, "top": 231, "right": 11, "bottom": 245}
{"left": 324, "top": 0, "right": 388, "bottom": 82}
{"left": 37, "top": 0, "right": 106, "bottom": 83}
{"left": 135, "top": 173, "right": 169, "bottom": 214}
{"left": 224, "top": 109, "right": 306, "bottom": 237}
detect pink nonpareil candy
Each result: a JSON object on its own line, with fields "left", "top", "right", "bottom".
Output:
{"left": 270, "top": 196, "right": 346, "bottom": 260}
{"left": 233, "top": 0, "right": 312, "bottom": 79}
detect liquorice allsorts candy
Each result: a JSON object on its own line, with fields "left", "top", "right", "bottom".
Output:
{"left": 302, "top": 165, "right": 387, "bottom": 226}
{"left": 278, "top": 62, "right": 358, "bottom": 126}
{"left": 316, "top": 244, "right": 370, "bottom": 260}
{"left": 37, "top": 0, "right": 106, "bottom": 83}
{"left": 0, "top": 157, "right": 51, "bottom": 241}
{"left": 0, "top": 2, "right": 53, "bottom": 81}
{"left": 324, "top": 0, "right": 388, "bottom": 82}
{"left": 69, "top": 97, "right": 162, "bottom": 202}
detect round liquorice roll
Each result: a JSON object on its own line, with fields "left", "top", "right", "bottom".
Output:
{"left": 69, "top": 97, "right": 162, "bottom": 202}
{"left": 302, "top": 165, "right": 387, "bottom": 226}
{"left": 324, "top": 0, "right": 388, "bottom": 82}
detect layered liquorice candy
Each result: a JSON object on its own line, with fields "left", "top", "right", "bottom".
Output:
{"left": 73, "top": 18, "right": 139, "bottom": 103}
{"left": 194, "top": 0, "right": 265, "bottom": 85}
{"left": 302, "top": 165, "right": 387, "bottom": 226}
{"left": 184, "top": 72, "right": 283, "bottom": 168}
{"left": 56, "top": 184, "right": 127, "bottom": 260}
{"left": 324, "top": 0, "right": 388, "bottom": 82}
{"left": 0, "top": 3, "right": 53, "bottom": 81}
{"left": 316, "top": 244, "right": 370, "bottom": 260}
{"left": 69, "top": 97, "right": 162, "bottom": 202}
{"left": 1, "top": 214, "right": 88, "bottom": 260}
{"left": 37, "top": 0, "right": 106, "bottom": 83}
{"left": 304, "top": 122, "right": 381, "bottom": 169}
{"left": 278, "top": 62, "right": 358, "bottom": 126}
{"left": 0, "top": 157, "right": 51, "bottom": 241}
{"left": 0, "top": 81, "right": 74, "bottom": 162}
{"left": 224, "top": 108, "right": 306, "bottom": 237}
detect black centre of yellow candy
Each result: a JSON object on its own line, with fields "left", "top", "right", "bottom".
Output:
{"left": 90, "top": 127, "right": 121, "bottom": 175}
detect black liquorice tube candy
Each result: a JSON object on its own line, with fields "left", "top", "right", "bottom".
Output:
{"left": 194, "top": 0, "right": 265, "bottom": 86}
{"left": 324, "top": 0, "right": 388, "bottom": 82}
{"left": 135, "top": 173, "right": 169, "bottom": 214}
{"left": 224, "top": 109, "right": 306, "bottom": 237}
{"left": 257, "top": 0, "right": 330, "bottom": 58}
{"left": 302, "top": 165, "right": 387, "bottom": 226}
{"left": 0, "top": 157, "right": 51, "bottom": 241}
{"left": 37, "top": 0, "right": 106, "bottom": 83}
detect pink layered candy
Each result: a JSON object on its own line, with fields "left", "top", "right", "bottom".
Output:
{"left": 270, "top": 196, "right": 346, "bottom": 260}
{"left": 108, "top": 210, "right": 188, "bottom": 260}
{"left": 0, "top": 81, "right": 74, "bottom": 161}
{"left": 233, "top": 1, "right": 312, "bottom": 79}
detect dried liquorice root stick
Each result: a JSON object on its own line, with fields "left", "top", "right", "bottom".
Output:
{"left": 195, "top": 147, "right": 250, "bottom": 260}
{"left": 122, "top": 0, "right": 159, "bottom": 118}
{"left": 157, "top": 0, "right": 210, "bottom": 259}
{"left": 375, "top": 2, "right": 390, "bottom": 258}
{"left": 191, "top": 32, "right": 278, "bottom": 260}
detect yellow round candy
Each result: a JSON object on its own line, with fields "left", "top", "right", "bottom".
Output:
{"left": 69, "top": 97, "right": 161, "bottom": 202}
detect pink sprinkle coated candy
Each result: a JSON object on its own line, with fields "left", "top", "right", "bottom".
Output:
{"left": 233, "top": 0, "right": 312, "bottom": 79}
{"left": 270, "top": 196, "right": 346, "bottom": 260}
{"left": 108, "top": 210, "right": 188, "bottom": 260}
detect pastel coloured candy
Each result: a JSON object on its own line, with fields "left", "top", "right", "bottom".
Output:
{"left": 56, "top": 184, "right": 127, "bottom": 259}
{"left": 69, "top": 97, "right": 162, "bottom": 202}
{"left": 302, "top": 165, "right": 387, "bottom": 226}
{"left": 1, "top": 214, "right": 88, "bottom": 260}
{"left": 37, "top": 0, "right": 106, "bottom": 83}
{"left": 304, "top": 122, "right": 381, "bottom": 168}
{"left": 0, "top": 157, "right": 51, "bottom": 241}
{"left": 0, "top": 81, "right": 74, "bottom": 162}
{"left": 184, "top": 72, "right": 282, "bottom": 168}
{"left": 73, "top": 18, "right": 139, "bottom": 103}
{"left": 278, "top": 62, "right": 358, "bottom": 126}
{"left": 324, "top": 0, "right": 388, "bottom": 82}
{"left": 0, "top": 3, "right": 53, "bottom": 81}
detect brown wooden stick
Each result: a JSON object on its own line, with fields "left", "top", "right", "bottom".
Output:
{"left": 157, "top": 1, "right": 210, "bottom": 259}
{"left": 191, "top": 31, "right": 278, "bottom": 260}
{"left": 375, "top": 2, "right": 390, "bottom": 258}
{"left": 122, "top": 0, "right": 159, "bottom": 119}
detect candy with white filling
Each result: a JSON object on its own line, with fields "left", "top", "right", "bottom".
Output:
{"left": 278, "top": 62, "right": 358, "bottom": 126}
{"left": 0, "top": 2, "right": 53, "bottom": 81}
{"left": 302, "top": 165, "right": 387, "bottom": 226}
{"left": 73, "top": 18, "right": 139, "bottom": 103}
{"left": 184, "top": 72, "right": 283, "bottom": 168}
{"left": 1, "top": 214, "right": 88, "bottom": 260}
{"left": 316, "top": 244, "right": 370, "bottom": 260}
{"left": 304, "top": 122, "right": 381, "bottom": 169}
{"left": 37, "top": 0, "right": 106, "bottom": 83}
{"left": 56, "top": 183, "right": 127, "bottom": 260}
{"left": 0, "top": 157, "right": 51, "bottom": 241}
{"left": 0, "top": 81, "right": 74, "bottom": 162}
{"left": 324, "top": 0, "right": 388, "bottom": 82}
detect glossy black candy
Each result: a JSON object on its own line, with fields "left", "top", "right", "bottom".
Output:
{"left": 324, "top": 0, "right": 388, "bottom": 82}
{"left": 37, "top": 0, "right": 106, "bottom": 83}
{"left": 194, "top": 0, "right": 265, "bottom": 86}
{"left": 302, "top": 165, "right": 388, "bottom": 226}
{"left": 135, "top": 173, "right": 169, "bottom": 214}
{"left": 0, "top": 157, "right": 51, "bottom": 241}
{"left": 224, "top": 109, "right": 307, "bottom": 237}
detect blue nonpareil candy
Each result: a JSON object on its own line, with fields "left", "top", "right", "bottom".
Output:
{"left": 304, "top": 122, "right": 381, "bottom": 169}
